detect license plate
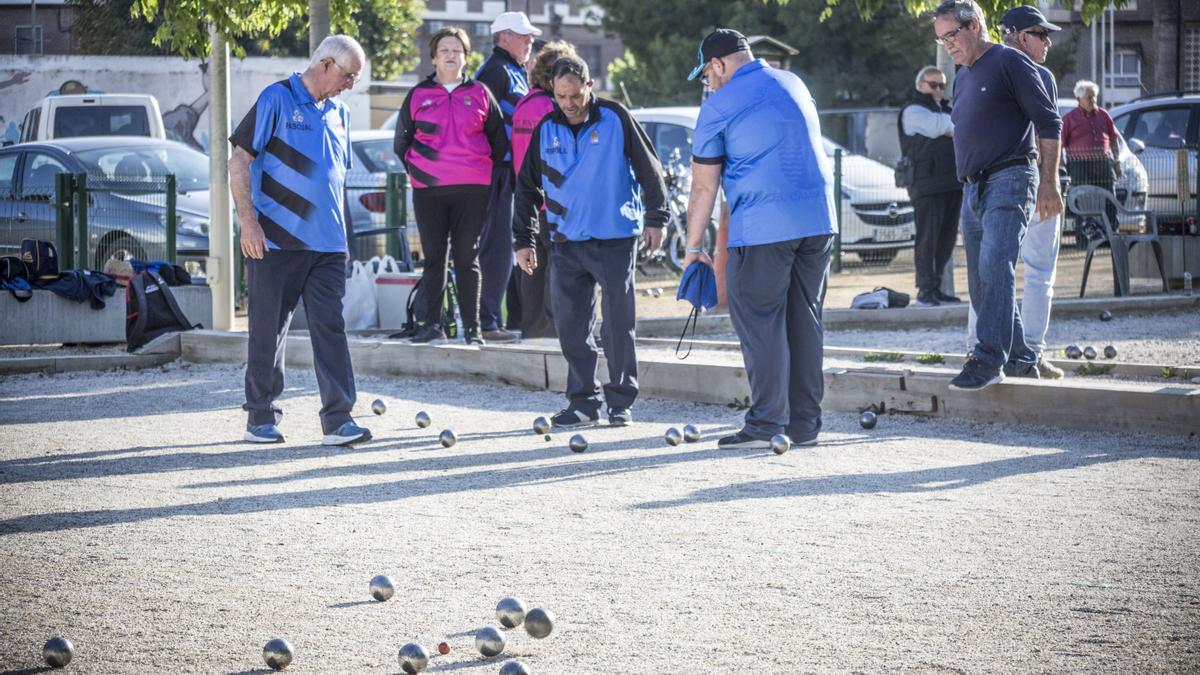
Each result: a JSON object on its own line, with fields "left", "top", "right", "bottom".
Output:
{"left": 873, "top": 227, "right": 910, "bottom": 242}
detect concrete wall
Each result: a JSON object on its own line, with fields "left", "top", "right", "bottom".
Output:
{"left": 0, "top": 284, "right": 213, "bottom": 345}
{"left": 0, "top": 55, "right": 372, "bottom": 150}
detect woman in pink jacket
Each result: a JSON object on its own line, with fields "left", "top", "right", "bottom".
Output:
{"left": 394, "top": 27, "right": 508, "bottom": 344}
{"left": 510, "top": 40, "right": 576, "bottom": 339}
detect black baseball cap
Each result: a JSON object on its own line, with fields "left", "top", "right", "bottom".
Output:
{"left": 687, "top": 29, "right": 750, "bottom": 81}
{"left": 1001, "top": 6, "right": 1061, "bottom": 33}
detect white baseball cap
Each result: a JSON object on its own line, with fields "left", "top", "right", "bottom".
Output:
{"left": 490, "top": 11, "right": 542, "bottom": 36}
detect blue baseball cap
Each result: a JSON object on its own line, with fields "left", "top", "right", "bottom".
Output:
{"left": 687, "top": 29, "right": 750, "bottom": 81}
{"left": 1001, "top": 6, "right": 1061, "bottom": 33}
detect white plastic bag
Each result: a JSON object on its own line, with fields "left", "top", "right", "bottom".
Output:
{"left": 342, "top": 260, "right": 379, "bottom": 330}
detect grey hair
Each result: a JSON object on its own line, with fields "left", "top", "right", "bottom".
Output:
{"left": 308, "top": 35, "right": 366, "bottom": 70}
{"left": 914, "top": 65, "right": 943, "bottom": 89}
{"left": 934, "top": 0, "right": 987, "bottom": 31}
{"left": 1074, "top": 79, "right": 1099, "bottom": 98}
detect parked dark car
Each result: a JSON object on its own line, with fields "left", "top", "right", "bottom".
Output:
{"left": 0, "top": 136, "right": 210, "bottom": 271}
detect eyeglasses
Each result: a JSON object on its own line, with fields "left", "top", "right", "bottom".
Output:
{"left": 1023, "top": 30, "right": 1051, "bottom": 41}
{"left": 328, "top": 59, "right": 361, "bottom": 85}
{"left": 934, "top": 21, "right": 971, "bottom": 46}
{"left": 923, "top": 80, "right": 947, "bottom": 90}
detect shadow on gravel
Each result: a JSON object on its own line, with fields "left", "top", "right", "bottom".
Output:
{"left": 0, "top": 667, "right": 55, "bottom": 674}
{"left": 0, "top": 435, "right": 738, "bottom": 535}
{"left": 0, "top": 376, "right": 250, "bottom": 424}
{"left": 632, "top": 441, "right": 1200, "bottom": 510}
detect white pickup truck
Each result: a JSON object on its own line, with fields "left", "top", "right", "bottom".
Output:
{"left": 17, "top": 94, "right": 166, "bottom": 144}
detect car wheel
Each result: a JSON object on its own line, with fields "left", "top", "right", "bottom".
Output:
{"left": 856, "top": 249, "right": 897, "bottom": 265}
{"left": 94, "top": 233, "right": 146, "bottom": 269}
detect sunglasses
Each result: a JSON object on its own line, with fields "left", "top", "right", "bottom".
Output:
{"left": 923, "top": 80, "right": 947, "bottom": 90}
{"left": 1023, "top": 30, "right": 1051, "bottom": 41}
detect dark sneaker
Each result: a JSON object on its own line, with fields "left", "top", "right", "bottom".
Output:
{"left": 1036, "top": 356, "right": 1065, "bottom": 379}
{"left": 551, "top": 407, "right": 599, "bottom": 428}
{"left": 1003, "top": 361, "right": 1041, "bottom": 379}
{"left": 949, "top": 358, "right": 1004, "bottom": 391}
{"left": 607, "top": 408, "right": 632, "bottom": 426}
{"left": 717, "top": 430, "right": 771, "bottom": 449}
{"left": 464, "top": 327, "right": 485, "bottom": 345}
{"left": 934, "top": 289, "right": 962, "bottom": 303}
{"left": 322, "top": 421, "right": 372, "bottom": 446}
{"left": 244, "top": 423, "right": 284, "bottom": 443}
{"left": 411, "top": 323, "right": 447, "bottom": 344}
{"left": 482, "top": 328, "right": 519, "bottom": 343}
{"left": 913, "top": 290, "right": 940, "bottom": 307}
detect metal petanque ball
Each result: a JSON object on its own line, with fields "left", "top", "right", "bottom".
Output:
{"left": 415, "top": 411, "right": 432, "bottom": 428}
{"left": 1083, "top": 346, "right": 1098, "bottom": 360}
{"left": 1100, "top": 310, "right": 1113, "bottom": 321}
{"left": 532, "top": 416, "right": 551, "bottom": 435}
{"left": 496, "top": 596, "right": 527, "bottom": 628}
{"left": 1104, "top": 345, "right": 1118, "bottom": 359}
{"left": 263, "top": 638, "right": 294, "bottom": 671}
{"left": 770, "top": 434, "right": 791, "bottom": 455}
{"left": 1065, "top": 345, "right": 1083, "bottom": 359}
{"left": 398, "top": 642, "right": 429, "bottom": 674}
{"left": 499, "top": 660, "right": 531, "bottom": 675}
{"left": 860, "top": 410, "right": 878, "bottom": 430}
{"left": 664, "top": 427, "right": 683, "bottom": 446}
{"left": 475, "top": 626, "right": 506, "bottom": 657}
{"left": 42, "top": 637, "right": 73, "bottom": 669}
{"left": 569, "top": 434, "right": 588, "bottom": 453}
{"left": 682, "top": 424, "right": 701, "bottom": 443}
{"left": 439, "top": 429, "right": 457, "bottom": 448}
{"left": 371, "top": 398, "right": 387, "bottom": 415}
{"left": 523, "top": 608, "right": 555, "bottom": 639}
{"left": 369, "top": 574, "right": 395, "bottom": 601}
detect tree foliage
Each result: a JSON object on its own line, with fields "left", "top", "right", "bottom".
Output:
{"left": 597, "top": 0, "right": 1131, "bottom": 109}
{"left": 126, "top": 0, "right": 424, "bottom": 80}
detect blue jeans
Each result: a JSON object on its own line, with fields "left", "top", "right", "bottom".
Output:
{"left": 960, "top": 163, "right": 1039, "bottom": 371}
{"left": 964, "top": 212, "right": 1060, "bottom": 357}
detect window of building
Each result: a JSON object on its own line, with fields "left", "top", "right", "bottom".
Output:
{"left": 1185, "top": 27, "right": 1200, "bottom": 91}
{"left": 576, "top": 44, "right": 602, "bottom": 84}
{"left": 426, "top": 20, "right": 444, "bottom": 33}
{"left": 1110, "top": 49, "right": 1141, "bottom": 88}
{"left": 473, "top": 22, "right": 491, "bottom": 37}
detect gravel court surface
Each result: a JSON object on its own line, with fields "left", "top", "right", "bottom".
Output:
{"left": 0, "top": 363, "right": 1198, "bottom": 673}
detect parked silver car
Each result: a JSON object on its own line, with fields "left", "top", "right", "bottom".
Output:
{"left": 345, "top": 129, "right": 420, "bottom": 265}
{"left": 1108, "top": 94, "right": 1199, "bottom": 226}
{"left": 629, "top": 107, "right": 916, "bottom": 264}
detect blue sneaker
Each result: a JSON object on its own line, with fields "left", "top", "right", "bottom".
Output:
{"left": 245, "top": 424, "right": 285, "bottom": 443}
{"left": 322, "top": 421, "right": 372, "bottom": 446}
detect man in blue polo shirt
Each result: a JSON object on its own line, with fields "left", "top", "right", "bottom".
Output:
{"left": 681, "top": 29, "right": 837, "bottom": 448}
{"left": 934, "top": 0, "right": 1062, "bottom": 391}
{"left": 228, "top": 35, "right": 371, "bottom": 446}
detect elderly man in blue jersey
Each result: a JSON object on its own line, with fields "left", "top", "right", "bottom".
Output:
{"left": 475, "top": 11, "right": 541, "bottom": 343}
{"left": 228, "top": 35, "right": 370, "bottom": 446}
{"left": 681, "top": 29, "right": 837, "bottom": 449}
{"left": 935, "top": 0, "right": 1062, "bottom": 391}
{"left": 513, "top": 55, "right": 668, "bottom": 428}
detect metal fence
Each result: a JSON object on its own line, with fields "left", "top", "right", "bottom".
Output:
{"left": 0, "top": 172, "right": 178, "bottom": 270}
{"left": 831, "top": 145, "right": 1200, "bottom": 293}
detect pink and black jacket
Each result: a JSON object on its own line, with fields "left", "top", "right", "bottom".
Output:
{"left": 511, "top": 87, "right": 555, "bottom": 177}
{"left": 393, "top": 75, "right": 508, "bottom": 190}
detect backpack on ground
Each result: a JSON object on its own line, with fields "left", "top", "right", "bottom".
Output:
{"left": 0, "top": 255, "right": 33, "bottom": 302}
{"left": 387, "top": 273, "right": 459, "bottom": 340}
{"left": 125, "top": 270, "right": 200, "bottom": 352}
{"left": 20, "top": 239, "right": 59, "bottom": 280}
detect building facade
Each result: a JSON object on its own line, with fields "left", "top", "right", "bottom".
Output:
{"left": 1041, "top": 0, "right": 1200, "bottom": 106}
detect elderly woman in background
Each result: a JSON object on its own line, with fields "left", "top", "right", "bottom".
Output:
{"left": 509, "top": 40, "right": 577, "bottom": 339}
{"left": 394, "top": 27, "right": 508, "bottom": 344}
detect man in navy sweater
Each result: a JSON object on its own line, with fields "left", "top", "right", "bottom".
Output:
{"left": 934, "top": 0, "right": 1062, "bottom": 391}
{"left": 513, "top": 55, "right": 667, "bottom": 428}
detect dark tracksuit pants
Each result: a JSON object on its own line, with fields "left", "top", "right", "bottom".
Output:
{"left": 913, "top": 190, "right": 963, "bottom": 293}
{"left": 726, "top": 235, "right": 833, "bottom": 442}
{"left": 519, "top": 220, "right": 556, "bottom": 339}
{"left": 413, "top": 186, "right": 488, "bottom": 332}
{"left": 244, "top": 250, "right": 356, "bottom": 435}
{"left": 479, "top": 168, "right": 516, "bottom": 331}
{"left": 550, "top": 237, "right": 639, "bottom": 414}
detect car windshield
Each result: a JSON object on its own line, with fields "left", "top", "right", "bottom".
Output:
{"left": 73, "top": 144, "right": 209, "bottom": 192}
{"left": 354, "top": 138, "right": 405, "bottom": 174}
